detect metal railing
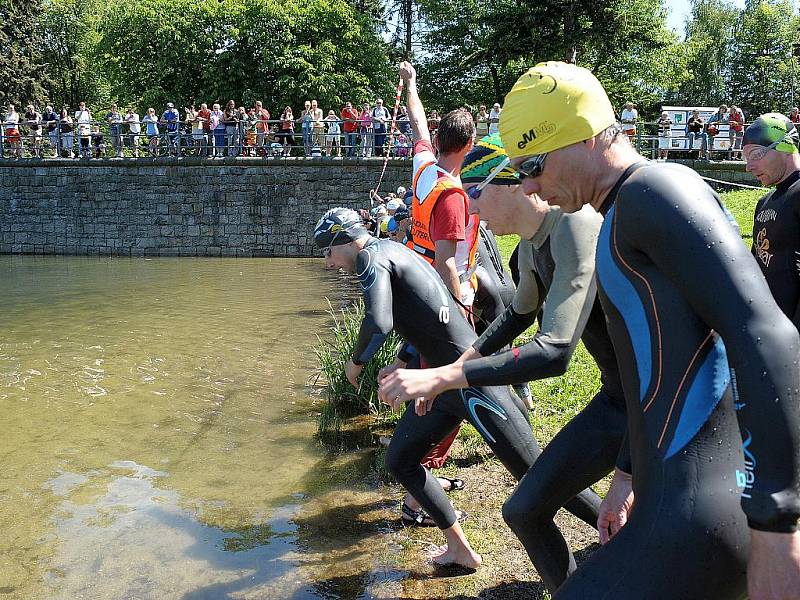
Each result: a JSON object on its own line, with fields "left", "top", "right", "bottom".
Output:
{"left": 626, "top": 120, "right": 747, "bottom": 161}
{"left": 0, "top": 117, "right": 415, "bottom": 160}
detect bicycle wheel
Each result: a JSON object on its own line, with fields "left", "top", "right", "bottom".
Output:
{"left": 148, "top": 136, "right": 160, "bottom": 157}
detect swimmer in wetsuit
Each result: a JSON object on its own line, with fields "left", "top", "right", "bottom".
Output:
{"left": 744, "top": 113, "right": 800, "bottom": 329}
{"left": 314, "top": 207, "right": 601, "bottom": 570}
{"left": 499, "top": 61, "right": 800, "bottom": 599}
{"left": 380, "top": 133, "right": 628, "bottom": 592}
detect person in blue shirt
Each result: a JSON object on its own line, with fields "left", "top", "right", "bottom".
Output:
{"left": 161, "top": 102, "right": 181, "bottom": 156}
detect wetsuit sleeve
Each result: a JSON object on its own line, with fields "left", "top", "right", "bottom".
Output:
{"left": 397, "top": 342, "right": 418, "bottom": 364}
{"left": 472, "top": 242, "right": 541, "bottom": 356}
{"left": 617, "top": 168, "right": 800, "bottom": 533}
{"left": 351, "top": 249, "right": 394, "bottom": 365}
{"left": 465, "top": 210, "right": 601, "bottom": 387}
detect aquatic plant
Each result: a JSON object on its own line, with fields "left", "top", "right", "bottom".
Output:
{"left": 314, "top": 299, "right": 400, "bottom": 443}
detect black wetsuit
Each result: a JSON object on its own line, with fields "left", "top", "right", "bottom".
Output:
{"left": 350, "top": 237, "right": 601, "bottom": 531}
{"left": 752, "top": 169, "right": 800, "bottom": 328}
{"left": 459, "top": 206, "right": 628, "bottom": 591}
{"left": 556, "top": 162, "right": 800, "bottom": 599}
{"left": 474, "top": 223, "right": 516, "bottom": 333}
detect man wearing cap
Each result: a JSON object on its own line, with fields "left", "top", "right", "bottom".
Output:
{"left": 498, "top": 61, "right": 800, "bottom": 599}
{"left": 744, "top": 113, "right": 800, "bottom": 332}
{"left": 381, "top": 133, "right": 625, "bottom": 593}
{"left": 162, "top": 102, "right": 181, "bottom": 156}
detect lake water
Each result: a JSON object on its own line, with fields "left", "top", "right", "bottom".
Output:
{"left": 0, "top": 256, "right": 400, "bottom": 599}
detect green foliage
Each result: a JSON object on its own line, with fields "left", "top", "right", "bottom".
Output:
{"left": 0, "top": 0, "right": 50, "bottom": 106}
{"left": 40, "top": 0, "right": 111, "bottom": 110}
{"left": 729, "top": 0, "right": 800, "bottom": 117}
{"left": 95, "top": 0, "right": 393, "bottom": 113}
{"left": 678, "top": 0, "right": 740, "bottom": 107}
{"left": 314, "top": 299, "right": 399, "bottom": 441}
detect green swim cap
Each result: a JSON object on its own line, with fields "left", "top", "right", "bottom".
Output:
{"left": 742, "top": 113, "right": 799, "bottom": 154}
{"left": 461, "top": 134, "right": 520, "bottom": 185}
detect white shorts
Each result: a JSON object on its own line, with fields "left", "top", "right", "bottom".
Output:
{"left": 658, "top": 136, "right": 671, "bottom": 150}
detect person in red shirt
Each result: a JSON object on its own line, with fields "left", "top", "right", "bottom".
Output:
{"left": 196, "top": 103, "right": 212, "bottom": 157}
{"left": 340, "top": 102, "right": 359, "bottom": 157}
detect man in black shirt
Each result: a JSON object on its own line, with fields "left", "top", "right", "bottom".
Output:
{"left": 744, "top": 113, "right": 800, "bottom": 329}
{"left": 686, "top": 109, "right": 707, "bottom": 160}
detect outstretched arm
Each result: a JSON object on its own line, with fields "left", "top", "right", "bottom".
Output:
{"left": 398, "top": 61, "right": 430, "bottom": 144}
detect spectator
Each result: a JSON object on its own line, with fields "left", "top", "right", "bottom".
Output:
{"left": 196, "top": 102, "right": 211, "bottom": 156}
{"left": 372, "top": 98, "right": 390, "bottom": 157}
{"left": 394, "top": 132, "right": 410, "bottom": 158}
{"left": 254, "top": 100, "right": 270, "bottom": 153}
{"left": 656, "top": 110, "right": 672, "bottom": 160}
{"left": 488, "top": 102, "right": 502, "bottom": 134}
{"left": 91, "top": 125, "right": 105, "bottom": 158}
{"left": 186, "top": 105, "right": 203, "bottom": 155}
{"left": 729, "top": 104, "right": 745, "bottom": 160}
{"left": 59, "top": 108, "right": 74, "bottom": 158}
{"left": 397, "top": 105, "right": 411, "bottom": 136}
{"left": 24, "top": 104, "right": 42, "bottom": 158}
{"left": 142, "top": 107, "right": 160, "bottom": 153}
{"left": 707, "top": 104, "right": 729, "bottom": 160}
{"left": 324, "top": 109, "right": 341, "bottom": 157}
{"left": 4, "top": 104, "right": 22, "bottom": 158}
{"left": 242, "top": 106, "right": 256, "bottom": 156}
{"left": 341, "top": 101, "right": 359, "bottom": 157}
{"left": 475, "top": 104, "right": 489, "bottom": 138}
{"left": 211, "top": 103, "right": 225, "bottom": 157}
{"left": 42, "top": 105, "right": 59, "bottom": 157}
{"left": 74, "top": 102, "right": 92, "bottom": 159}
{"left": 620, "top": 101, "right": 637, "bottom": 139}
{"left": 358, "top": 101, "right": 373, "bottom": 157}
{"left": 790, "top": 107, "right": 800, "bottom": 124}
{"left": 106, "top": 103, "right": 123, "bottom": 158}
{"left": 125, "top": 107, "right": 141, "bottom": 158}
{"left": 309, "top": 99, "right": 324, "bottom": 154}
{"left": 686, "top": 109, "right": 708, "bottom": 160}
{"left": 161, "top": 102, "right": 180, "bottom": 156}
{"left": 223, "top": 100, "right": 239, "bottom": 157}
{"left": 300, "top": 100, "right": 313, "bottom": 155}
{"left": 279, "top": 106, "right": 295, "bottom": 157}
{"left": 427, "top": 109, "right": 440, "bottom": 137}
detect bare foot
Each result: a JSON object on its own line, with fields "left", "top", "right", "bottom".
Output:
{"left": 427, "top": 544, "right": 482, "bottom": 570}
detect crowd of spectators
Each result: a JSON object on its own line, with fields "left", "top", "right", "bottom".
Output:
{"left": 5, "top": 96, "right": 794, "bottom": 163}
{"left": 0, "top": 98, "right": 441, "bottom": 160}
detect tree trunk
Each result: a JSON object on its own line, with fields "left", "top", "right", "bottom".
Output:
{"left": 563, "top": 5, "right": 578, "bottom": 64}
{"left": 490, "top": 64, "right": 502, "bottom": 104}
{"left": 404, "top": 0, "right": 413, "bottom": 60}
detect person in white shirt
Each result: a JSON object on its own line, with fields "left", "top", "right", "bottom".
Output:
{"left": 620, "top": 101, "right": 638, "bottom": 139}
{"left": 488, "top": 102, "right": 502, "bottom": 135}
{"left": 125, "top": 108, "right": 141, "bottom": 157}
{"left": 74, "top": 101, "right": 92, "bottom": 158}
{"left": 324, "top": 110, "right": 341, "bottom": 157}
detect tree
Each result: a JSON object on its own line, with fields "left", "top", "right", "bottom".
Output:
{"left": 678, "top": 0, "right": 740, "bottom": 107}
{"left": 0, "top": 0, "right": 50, "bottom": 107}
{"left": 96, "top": 0, "right": 393, "bottom": 113}
{"left": 728, "top": 0, "right": 799, "bottom": 117}
{"left": 39, "top": 0, "right": 111, "bottom": 110}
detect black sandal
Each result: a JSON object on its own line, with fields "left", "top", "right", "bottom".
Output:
{"left": 438, "top": 477, "right": 466, "bottom": 493}
{"left": 401, "top": 503, "right": 468, "bottom": 527}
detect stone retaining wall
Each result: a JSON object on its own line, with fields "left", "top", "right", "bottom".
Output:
{"left": 0, "top": 158, "right": 759, "bottom": 257}
{"left": 0, "top": 157, "right": 410, "bottom": 257}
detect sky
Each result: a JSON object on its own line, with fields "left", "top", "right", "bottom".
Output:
{"left": 664, "top": 0, "right": 747, "bottom": 36}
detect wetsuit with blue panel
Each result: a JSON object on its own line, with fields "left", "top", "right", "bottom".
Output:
{"left": 458, "top": 204, "right": 628, "bottom": 592}
{"left": 348, "top": 235, "right": 602, "bottom": 533}
{"left": 555, "top": 161, "right": 800, "bottom": 599}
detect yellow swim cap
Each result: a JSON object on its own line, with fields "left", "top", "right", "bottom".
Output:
{"left": 499, "top": 62, "right": 616, "bottom": 159}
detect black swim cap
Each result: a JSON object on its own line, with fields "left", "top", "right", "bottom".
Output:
{"left": 313, "top": 207, "right": 369, "bottom": 248}
{"left": 742, "top": 113, "right": 799, "bottom": 154}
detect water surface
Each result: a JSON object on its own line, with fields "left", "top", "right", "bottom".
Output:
{"left": 0, "top": 256, "right": 397, "bottom": 599}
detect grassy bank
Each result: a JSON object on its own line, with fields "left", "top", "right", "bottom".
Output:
{"left": 313, "top": 188, "right": 763, "bottom": 598}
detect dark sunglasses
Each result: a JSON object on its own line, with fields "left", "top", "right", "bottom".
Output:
{"left": 516, "top": 153, "right": 548, "bottom": 180}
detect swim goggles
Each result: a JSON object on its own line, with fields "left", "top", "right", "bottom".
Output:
{"left": 467, "top": 156, "right": 512, "bottom": 200}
